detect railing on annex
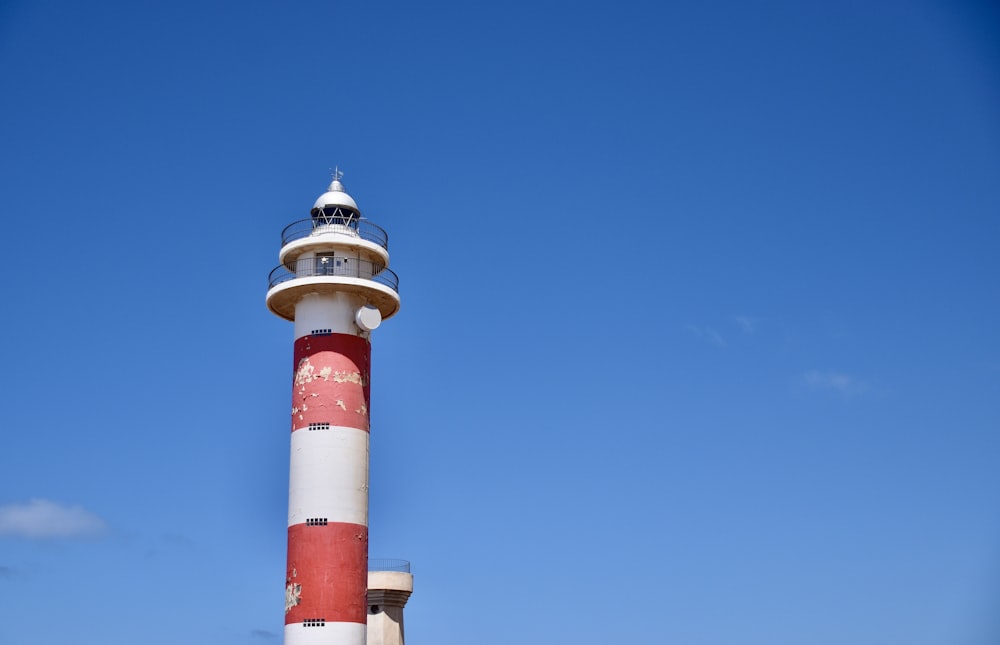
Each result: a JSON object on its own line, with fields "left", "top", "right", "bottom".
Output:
{"left": 368, "top": 558, "right": 410, "bottom": 573}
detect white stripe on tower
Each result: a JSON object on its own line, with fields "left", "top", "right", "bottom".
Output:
{"left": 288, "top": 427, "right": 369, "bottom": 528}
{"left": 285, "top": 623, "right": 367, "bottom": 645}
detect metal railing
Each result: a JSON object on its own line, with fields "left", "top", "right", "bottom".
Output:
{"left": 268, "top": 257, "right": 399, "bottom": 293}
{"left": 369, "top": 559, "right": 410, "bottom": 573}
{"left": 281, "top": 217, "right": 389, "bottom": 251}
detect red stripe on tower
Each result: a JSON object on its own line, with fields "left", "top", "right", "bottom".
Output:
{"left": 291, "top": 333, "right": 371, "bottom": 432}
{"left": 285, "top": 522, "right": 369, "bottom": 625}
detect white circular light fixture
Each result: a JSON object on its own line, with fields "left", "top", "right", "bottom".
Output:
{"left": 356, "top": 305, "right": 382, "bottom": 331}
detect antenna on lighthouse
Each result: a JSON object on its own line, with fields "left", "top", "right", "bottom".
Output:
{"left": 326, "top": 166, "right": 346, "bottom": 192}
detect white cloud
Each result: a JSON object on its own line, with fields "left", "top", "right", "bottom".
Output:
{"left": 802, "top": 370, "right": 869, "bottom": 397}
{"left": 686, "top": 324, "right": 727, "bottom": 347}
{"left": 734, "top": 315, "right": 757, "bottom": 334}
{"left": 0, "top": 499, "right": 107, "bottom": 539}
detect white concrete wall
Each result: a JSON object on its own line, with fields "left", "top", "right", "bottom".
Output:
{"left": 286, "top": 621, "right": 366, "bottom": 645}
{"left": 367, "top": 572, "right": 413, "bottom": 645}
{"left": 287, "top": 426, "right": 370, "bottom": 527}
{"left": 294, "top": 292, "right": 365, "bottom": 340}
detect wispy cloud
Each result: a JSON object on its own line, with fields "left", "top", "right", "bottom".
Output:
{"left": 145, "top": 532, "right": 198, "bottom": 560}
{"left": 251, "top": 629, "right": 279, "bottom": 640}
{"left": 686, "top": 324, "right": 727, "bottom": 347}
{"left": 802, "top": 370, "right": 869, "bottom": 397}
{"left": 0, "top": 499, "right": 107, "bottom": 539}
{"left": 734, "top": 315, "right": 758, "bottom": 334}
{"left": 162, "top": 532, "right": 196, "bottom": 548}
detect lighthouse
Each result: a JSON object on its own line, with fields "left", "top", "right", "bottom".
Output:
{"left": 266, "top": 172, "right": 400, "bottom": 645}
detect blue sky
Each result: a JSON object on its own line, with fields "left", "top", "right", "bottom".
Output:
{"left": 1, "top": 1, "right": 998, "bottom": 643}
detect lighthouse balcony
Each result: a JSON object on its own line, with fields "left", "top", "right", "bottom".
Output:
{"left": 282, "top": 217, "right": 388, "bottom": 248}
{"left": 265, "top": 257, "right": 400, "bottom": 321}
{"left": 269, "top": 257, "right": 398, "bottom": 290}
{"left": 278, "top": 217, "right": 390, "bottom": 267}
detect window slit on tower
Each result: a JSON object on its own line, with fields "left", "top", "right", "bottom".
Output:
{"left": 308, "top": 422, "right": 330, "bottom": 431}
{"left": 306, "top": 518, "right": 328, "bottom": 526}
{"left": 303, "top": 618, "right": 326, "bottom": 627}
{"left": 311, "top": 328, "right": 332, "bottom": 336}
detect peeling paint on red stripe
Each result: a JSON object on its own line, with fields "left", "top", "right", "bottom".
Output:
{"left": 291, "top": 333, "right": 371, "bottom": 432}
{"left": 285, "top": 522, "right": 368, "bottom": 625}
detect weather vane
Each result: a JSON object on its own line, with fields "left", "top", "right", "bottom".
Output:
{"left": 330, "top": 166, "right": 344, "bottom": 182}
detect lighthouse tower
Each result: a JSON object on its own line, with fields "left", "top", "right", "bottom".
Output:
{"left": 266, "top": 172, "right": 400, "bottom": 645}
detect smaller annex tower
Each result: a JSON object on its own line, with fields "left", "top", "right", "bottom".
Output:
{"left": 266, "top": 171, "right": 400, "bottom": 645}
